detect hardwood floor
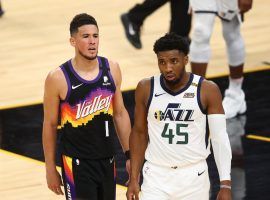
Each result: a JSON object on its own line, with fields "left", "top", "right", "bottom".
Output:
{"left": 0, "top": 0, "right": 269, "bottom": 199}
{"left": 0, "top": 149, "right": 127, "bottom": 200}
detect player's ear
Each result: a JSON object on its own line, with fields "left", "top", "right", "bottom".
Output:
{"left": 184, "top": 55, "right": 189, "bottom": 65}
{"left": 70, "top": 37, "right": 76, "bottom": 47}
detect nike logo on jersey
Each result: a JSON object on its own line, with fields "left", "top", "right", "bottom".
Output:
{"left": 154, "top": 93, "right": 166, "bottom": 97}
{"left": 198, "top": 170, "right": 205, "bottom": 176}
{"left": 109, "top": 157, "right": 114, "bottom": 164}
{"left": 72, "top": 83, "right": 83, "bottom": 89}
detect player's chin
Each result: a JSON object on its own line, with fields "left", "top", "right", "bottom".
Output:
{"left": 86, "top": 54, "right": 97, "bottom": 60}
{"left": 164, "top": 76, "right": 176, "bottom": 83}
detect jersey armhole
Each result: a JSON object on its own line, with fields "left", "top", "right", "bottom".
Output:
{"left": 197, "top": 76, "right": 207, "bottom": 114}
{"left": 60, "top": 62, "right": 71, "bottom": 102}
{"left": 146, "top": 76, "right": 154, "bottom": 112}
{"left": 99, "top": 56, "right": 116, "bottom": 91}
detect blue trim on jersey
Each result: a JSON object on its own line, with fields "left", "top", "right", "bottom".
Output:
{"left": 160, "top": 73, "right": 194, "bottom": 96}
{"left": 197, "top": 76, "right": 207, "bottom": 114}
{"left": 205, "top": 115, "right": 210, "bottom": 149}
{"left": 60, "top": 64, "right": 71, "bottom": 101}
{"left": 146, "top": 77, "right": 154, "bottom": 111}
{"left": 67, "top": 58, "right": 103, "bottom": 84}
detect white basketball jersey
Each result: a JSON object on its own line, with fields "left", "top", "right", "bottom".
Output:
{"left": 145, "top": 73, "right": 211, "bottom": 167}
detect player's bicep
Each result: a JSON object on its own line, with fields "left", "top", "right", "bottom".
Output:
{"left": 133, "top": 81, "right": 148, "bottom": 134}
{"left": 43, "top": 73, "right": 60, "bottom": 126}
{"left": 202, "top": 81, "right": 224, "bottom": 115}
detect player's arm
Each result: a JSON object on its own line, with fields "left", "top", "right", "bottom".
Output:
{"left": 42, "top": 69, "right": 64, "bottom": 195}
{"left": 109, "top": 60, "right": 131, "bottom": 154}
{"left": 202, "top": 80, "right": 232, "bottom": 200}
{"left": 238, "top": 0, "right": 253, "bottom": 13}
{"left": 127, "top": 79, "right": 150, "bottom": 200}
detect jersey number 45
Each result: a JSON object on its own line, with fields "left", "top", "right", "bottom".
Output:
{"left": 161, "top": 123, "right": 188, "bottom": 144}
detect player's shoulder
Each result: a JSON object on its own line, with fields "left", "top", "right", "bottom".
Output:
{"left": 201, "top": 78, "right": 220, "bottom": 92}
{"left": 107, "top": 58, "right": 120, "bottom": 71}
{"left": 137, "top": 78, "right": 151, "bottom": 89}
{"left": 200, "top": 78, "right": 222, "bottom": 101}
{"left": 45, "top": 66, "right": 65, "bottom": 86}
{"left": 134, "top": 78, "right": 152, "bottom": 96}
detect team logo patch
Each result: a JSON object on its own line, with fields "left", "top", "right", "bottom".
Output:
{"left": 154, "top": 103, "right": 194, "bottom": 122}
{"left": 183, "top": 93, "right": 195, "bottom": 98}
{"left": 191, "top": 82, "right": 198, "bottom": 87}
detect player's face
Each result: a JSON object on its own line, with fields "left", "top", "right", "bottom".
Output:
{"left": 70, "top": 24, "right": 99, "bottom": 60}
{"left": 157, "top": 50, "right": 188, "bottom": 85}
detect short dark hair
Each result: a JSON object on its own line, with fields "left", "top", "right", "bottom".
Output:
{"left": 153, "top": 33, "right": 189, "bottom": 55}
{"left": 69, "top": 13, "right": 98, "bottom": 36}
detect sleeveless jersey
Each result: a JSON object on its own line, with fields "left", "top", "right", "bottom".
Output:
{"left": 60, "top": 56, "right": 116, "bottom": 159}
{"left": 145, "top": 73, "right": 210, "bottom": 167}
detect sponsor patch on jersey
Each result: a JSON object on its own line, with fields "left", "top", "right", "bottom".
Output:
{"left": 183, "top": 93, "right": 195, "bottom": 98}
{"left": 103, "top": 76, "right": 111, "bottom": 86}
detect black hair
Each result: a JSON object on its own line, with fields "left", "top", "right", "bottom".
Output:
{"left": 69, "top": 13, "right": 98, "bottom": 36}
{"left": 153, "top": 33, "right": 189, "bottom": 55}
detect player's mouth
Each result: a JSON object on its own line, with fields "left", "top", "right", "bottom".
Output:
{"left": 88, "top": 48, "right": 96, "bottom": 52}
{"left": 165, "top": 73, "right": 176, "bottom": 81}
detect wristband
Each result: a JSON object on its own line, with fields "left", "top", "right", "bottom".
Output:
{"left": 125, "top": 150, "right": 130, "bottom": 160}
{"left": 220, "top": 185, "right": 231, "bottom": 190}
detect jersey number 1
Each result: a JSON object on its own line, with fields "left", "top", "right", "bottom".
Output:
{"left": 161, "top": 123, "right": 188, "bottom": 144}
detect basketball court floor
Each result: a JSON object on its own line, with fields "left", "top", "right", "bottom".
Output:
{"left": 0, "top": 0, "right": 269, "bottom": 199}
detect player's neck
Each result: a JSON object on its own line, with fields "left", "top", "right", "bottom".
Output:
{"left": 72, "top": 56, "right": 99, "bottom": 72}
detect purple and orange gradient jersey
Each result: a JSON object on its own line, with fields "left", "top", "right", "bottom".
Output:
{"left": 59, "top": 56, "right": 116, "bottom": 159}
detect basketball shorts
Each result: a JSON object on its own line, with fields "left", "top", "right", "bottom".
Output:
{"left": 190, "top": 0, "right": 218, "bottom": 12}
{"left": 140, "top": 160, "right": 210, "bottom": 200}
{"left": 61, "top": 155, "right": 116, "bottom": 200}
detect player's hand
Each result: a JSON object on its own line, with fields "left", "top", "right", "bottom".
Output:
{"left": 238, "top": 0, "right": 253, "bottom": 13}
{"left": 46, "top": 168, "right": 64, "bottom": 195}
{"left": 126, "top": 180, "right": 140, "bottom": 200}
{"left": 216, "top": 188, "right": 232, "bottom": 200}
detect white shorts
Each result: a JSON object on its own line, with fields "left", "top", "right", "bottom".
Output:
{"left": 190, "top": 0, "right": 218, "bottom": 12}
{"left": 190, "top": 0, "right": 239, "bottom": 21}
{"left": 140, "top": 160, "right": 210, "bottom": 200}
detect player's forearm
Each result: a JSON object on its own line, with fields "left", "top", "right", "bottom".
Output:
{"left": 113, "top": 109, "right": 131, "bottom": 152}
{"left": 130, "top": 129, "right": 148, "bottom": 181}
{"left": 208, "top": 114, "right": 232, "bottom": 181}
{"left": 42, "top": 123, "right": 58, "bottom": 171}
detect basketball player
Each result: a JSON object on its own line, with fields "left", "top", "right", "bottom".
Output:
{"left": 189, "top": 0, "right": 252, "bottom": 119}
{"left": 120, "top": 0, "right": 191, "bottom": 49}
{"left": 126, "top": 33, "right": 232, "bottom": 200}
{"left": 42, "top": 13, "right": 131, "bottom": 200}
{"left": 0, "top": 0, "right": 4, "bottom": 17}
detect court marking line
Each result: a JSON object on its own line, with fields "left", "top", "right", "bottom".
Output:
{"left": 0, "top": 149, "right": 127, "bottom": 188}
{"left": 246, "top": 134, "right": 270, "bottom": 142}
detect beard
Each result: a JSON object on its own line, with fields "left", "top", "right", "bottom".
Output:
{"left": 162, "top": 68, "right": 185, "bottom": 86}
{"left": 78, "top": 50, "right": 97, "bottom": 60}
{"left": 162, "top": 74, "right": 181, "bottom": 86}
